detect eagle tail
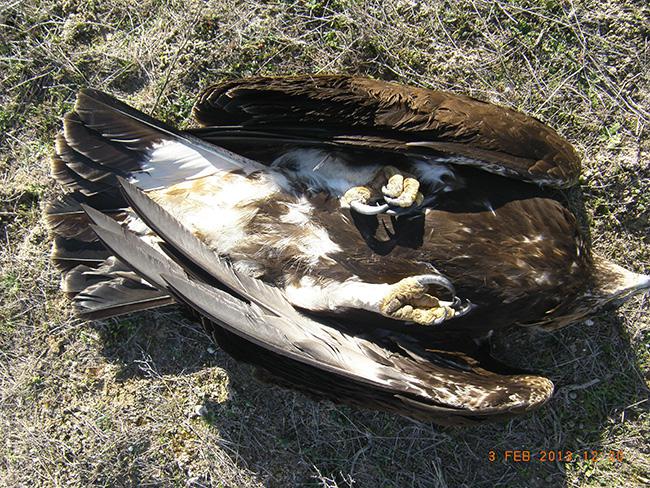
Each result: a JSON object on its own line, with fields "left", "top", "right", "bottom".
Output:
{"left": 46, "top": 190, "right": 175, "bottom": 319}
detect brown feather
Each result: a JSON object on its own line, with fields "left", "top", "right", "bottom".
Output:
{"left": 194, "top": 75, "right": 580, "bottom": 187}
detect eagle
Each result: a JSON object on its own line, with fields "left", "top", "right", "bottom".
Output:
{"left": 46, "top": 75, "right": 649, "bottom": 425}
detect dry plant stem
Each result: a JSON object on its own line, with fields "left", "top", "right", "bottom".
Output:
{"left": 1, "top": 1, "right": 648, "bottom": 487}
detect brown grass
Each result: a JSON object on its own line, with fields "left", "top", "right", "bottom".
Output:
{"left": 1, "top": 0, "right": 648, "bottom": 486}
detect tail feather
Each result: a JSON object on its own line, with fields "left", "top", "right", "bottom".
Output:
{"left": 55, "top": 134, "right": 122, "bottom": 184}
{"left": 63, "top": 257, "right": 142, "bottom": 289}
{"left": 52, "top": 237, "right": 112, "bottom": 270}
{"left": 62, "top": 263, "right": 115, "bottom": 294}
{"left": 74, "top": 88, "right": 181, "bottom": 151}
{"left": 48, "top": 192, "right": 176, "bottom": 318}
{"left": 46, "top": 192, "right": 127, "bottom": 242}
{"left": 74, "top": 277, "right": 173, "bottom": 320}
{"left": 62, "top": 257, "right": 137, "bottom": 294}
{"left": 63, "top": 111, "right": 144, "bottom": 177}
{"left": 60, "top": 254, "right": 173, "bottom": 319}
{"left": 51, "top": 154, "right": 112, "bottom": 196}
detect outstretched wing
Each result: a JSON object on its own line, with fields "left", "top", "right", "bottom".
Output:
{"left": 79, "top": 177, "right": 554, "bottom": 424}
{"left": 192, "top": 75, "right": 580, "bottom": 187}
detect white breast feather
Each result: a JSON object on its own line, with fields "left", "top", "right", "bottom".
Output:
{"left": 273, "top": 149, "right": 381, "bottom": 195}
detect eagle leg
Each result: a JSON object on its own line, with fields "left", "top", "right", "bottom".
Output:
{"left": 285, "top": 274, "right": 471, "bottom": 326}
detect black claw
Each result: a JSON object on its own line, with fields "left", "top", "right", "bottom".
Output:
{"left": 452, "top": 298, "right": 474, "bottom": 318}
{"left": 381, "top": 219, "right": 396, "bottom": 239}
{"left": 415, "top": 274, "right": 456, "bottom": 296}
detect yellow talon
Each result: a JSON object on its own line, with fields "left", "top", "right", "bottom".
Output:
{"left": 383, "top": 173, "right": 404, "bottom": 198}
{"left": 387, "top": 177, "right": 420, "bottom": 207}
{"left": 381, "top": 167, "right": 422, "bottom": 208}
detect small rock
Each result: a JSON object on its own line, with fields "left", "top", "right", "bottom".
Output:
{"left": 584, "top": 319, "right": 594, "bottom": 326}
{"left": 192, "top": 404, "right": 207, "bottom": 418}
{"left": 207, "top": 346, "right": 216, "bottom": 355}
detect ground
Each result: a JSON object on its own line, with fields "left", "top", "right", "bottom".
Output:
{"left": 1, "top": 1, "right": 649, "bottom": 486}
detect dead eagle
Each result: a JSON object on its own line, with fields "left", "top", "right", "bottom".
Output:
{"left": 46, "top": 75, "right": 649, "bottom": 425}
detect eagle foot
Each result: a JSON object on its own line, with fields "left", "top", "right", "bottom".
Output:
{"left": 380, "top": 275, "right": 469, "bottom": 325}
{"left": 381, "top": 166, "right": 424, "bottom": 208}
{"left": 341, "top": 166, "right": 424, "bottom": 215}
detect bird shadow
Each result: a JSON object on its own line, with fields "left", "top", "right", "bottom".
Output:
{"left": 93, "top": 304, "right": 648, "bottom": 487}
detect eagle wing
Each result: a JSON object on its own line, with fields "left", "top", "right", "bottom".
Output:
{"left": 192, "top": 75, "right": 580, "bottom": 188}
{"left": 78, "top": 176, "right": 554, "bottom": 424}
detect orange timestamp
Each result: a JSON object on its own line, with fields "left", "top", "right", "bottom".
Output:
{"left": 488, "top": 450, "right": 624, "bottom": 463}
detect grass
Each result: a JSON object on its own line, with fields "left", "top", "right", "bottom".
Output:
{"left": 1, "top": 0, "right": 648, "bottom": 486}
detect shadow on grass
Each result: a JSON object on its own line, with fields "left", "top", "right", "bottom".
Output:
{"left": 92, "top": 305, "right": 647, "bottom": 487}
{"left": 93, "top": 308, "right": 213, "bottom": 380}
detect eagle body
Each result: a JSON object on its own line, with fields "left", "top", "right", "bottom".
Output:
{"left": 47, "top": 76, "right": 650, "bottom": 424}
{"left": 137, "top": 147, "right": 589, "bottom": 336}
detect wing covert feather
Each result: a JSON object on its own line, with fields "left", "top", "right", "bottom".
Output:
{"left": 194, "top": 75, "right": 580, "bottom": 187}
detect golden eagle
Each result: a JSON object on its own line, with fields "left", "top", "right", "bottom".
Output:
{"left": 46, "top": 76, "right": 649, "bottom": 425}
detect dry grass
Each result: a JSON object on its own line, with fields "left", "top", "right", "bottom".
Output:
{"left": 1, "top": 0, "right": 649, "bottom": 486}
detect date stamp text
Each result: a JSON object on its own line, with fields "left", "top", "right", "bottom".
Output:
{"left": 488, "top": 450, "right": 624, "bottom": 463}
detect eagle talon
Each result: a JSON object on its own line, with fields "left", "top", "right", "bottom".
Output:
{"left": 341, "top": 185, "right": 391, "bottom": 215}
{"left": 413, "top": 274, "right": 456, "bottom": 296}
{"left": 379, "top": 275, "right": 463, "bottom": 326}
{"left": 451, "top": 296, "right": 474, "bottom": 318}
